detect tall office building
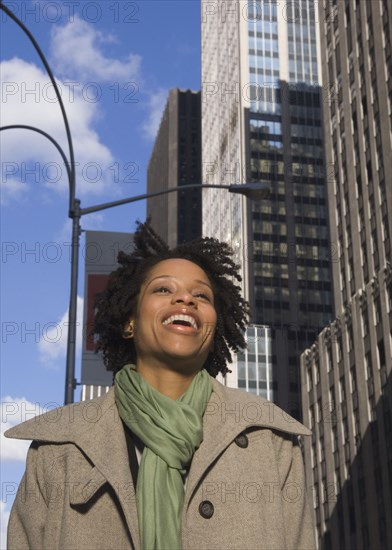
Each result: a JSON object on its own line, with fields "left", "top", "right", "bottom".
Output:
{"left": 301, "top": 1, "right": 392, "bottom": 548}
{"left": 147, "top": 89, "right": 202, "bottom": 247}
{"left": 201, "top": 0, "right": 333, "bottom": 419}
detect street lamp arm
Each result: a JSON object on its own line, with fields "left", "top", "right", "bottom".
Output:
{"left": 0, "top": 124, "right": 72, "bottom": 185}
{"left": 229, "top": 182, "right": 269, "bottom": 199}
{"left": 0, "top": 0, "right": 76, "bottom": 212}
{"left": 79, "top": 184, "right": 234, "bottom": 216}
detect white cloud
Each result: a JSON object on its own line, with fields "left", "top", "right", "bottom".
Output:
{"left": 1, "top": 57, "right": 117, "bottom": 201}
{"left": 55, "top": 218, "right": 73, "bottom": 244}
{"left": 77, "top": 212, "right": 105, "bottom": 231}
{"left": 38, "top": 296, "right": 84, "bottom": 367}
{"left": 1, "top": 15, "right": 160, "bottom": 205}
{"left": 0, "top": 397, "right": 45, "bottom": 461}
{"left": 55, "top": 212, "right": 104, "bottom": 243}
{"left": 141, "top": 88, "right": 168, "bottom": 140}
{"left": 50, "top": 16, "right": 141, "bottom": 82}
{"left": 0, "top": 176, "right": 30, "bottom": 206}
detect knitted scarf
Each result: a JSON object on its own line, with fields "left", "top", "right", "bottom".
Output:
{"left": 114, "top": 364, "right": 212, "bottom": 550}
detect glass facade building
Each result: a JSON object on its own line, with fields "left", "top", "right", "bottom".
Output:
{"left": 202, "top": 0, "right": 333, "bottom": 419}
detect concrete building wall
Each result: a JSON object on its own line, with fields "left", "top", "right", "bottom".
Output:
{"left": 301, "top": 1, "right": 392, "bottom": 547}
{"left": 301, "top": 269, "right": 392, "bottom": 549}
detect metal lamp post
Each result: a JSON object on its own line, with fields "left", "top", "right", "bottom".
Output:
{"left": 0, "top": 2, "right": 269, "bottom": 405}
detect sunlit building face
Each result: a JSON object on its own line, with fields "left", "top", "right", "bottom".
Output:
{"left": 201, "top": 0, "right": 333, "bottom": 420}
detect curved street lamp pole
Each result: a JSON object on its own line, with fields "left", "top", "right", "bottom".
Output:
{"left": 0, "top": 1, "right": 76, "bottom": 212}
{"left": 1, "top": 1, "right": 269, "bottom": 405}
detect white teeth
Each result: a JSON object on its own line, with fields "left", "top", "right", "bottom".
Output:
{"left": 162, "top": 314, "right": 197, "bottom": 330}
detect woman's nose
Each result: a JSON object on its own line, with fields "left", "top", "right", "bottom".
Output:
{"left": 172, "top": 290, "right": 197, "bottom": 307}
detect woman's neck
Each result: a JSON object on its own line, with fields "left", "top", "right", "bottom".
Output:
{"left": 135, "top": 359, "right": 200, "bottom": 400}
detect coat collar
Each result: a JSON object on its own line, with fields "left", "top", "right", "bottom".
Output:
{"left": 5, "top": 380, "right": 310, "bottom": 547}
{"left": 5, "top": 380, "right": 310, "bottom": 445}
{"left": 5, "top": 389, "right": 141, "bottom": 550}
{"left": 185, "top": 379, "right": 310, "bottom": 501}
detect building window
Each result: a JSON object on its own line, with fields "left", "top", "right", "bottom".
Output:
{"left": 337, "top": 336, "right": 344, "bottom": 363}
{"left": 309, "top": 405, "right": 315, "bottom": 430}
{"left": 331, "top": 423, "right": 338, "bottom": 453}
{"left": 387, "top": 281, "right": 392, "bottom": 313}
{"left": 339, "top": 376, "right": 346, "bottom": 404}
{"left": 374, "top": 296, "right": 382, "bottom": 324}
{"left": 365, "top": 351, "right": 372, "bottom": 380}
{"left": 326, "top": 345, "right": 333, "bottom": 373}
{"left": 334, "top": 468, "right": 341, "bottom": 496}
{"left": 362, "top": 308, "right": 369, "bottom": 336}
{"left": 377, "top": 339, "right": 386, "bottom": 369}
{"left": 342, "top": 415, "right": 349, "bottom": 445}
{"left": 307, "top": 366, "right": 313, "bottom": 391}
{"left": 350, "top": 366, "right": 357, "bottom": 394}
{"left": 317, "top": 399, "right": 322, "bottom": 423}
{"left": 347, "top": 325, "right": 354, "bottom": 351}
{"left": 314, "top": 361, "right": 320, "bottom": 386}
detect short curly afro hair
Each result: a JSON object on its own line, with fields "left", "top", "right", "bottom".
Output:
{"left": 93, "top": 220, "right": 249, "bottom": 378}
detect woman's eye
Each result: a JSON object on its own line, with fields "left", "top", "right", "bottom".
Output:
{"left": 153, "top": 286, "right": 171, "bottom": 294}
{"left": 195, "top": 292, "right": 211, "bottom": 302}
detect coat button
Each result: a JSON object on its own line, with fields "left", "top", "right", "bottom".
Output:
{"left": 234, "top": 433, "right": 249, "bottom": 448}
{"left": 199, "top": 500, "right": 214, "bottom": 519}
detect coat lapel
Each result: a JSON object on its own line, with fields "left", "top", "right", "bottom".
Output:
{"left": 5, "top": 389, "right": 141, "bottom": 550}
{"left": 184, "top": 379, "right": 311, "bottom": 508}
{"left": 184, "top": 386, "right": 234, "bottom": 503}
{"left": 72, "top": 392, "right": 141, "bottom": 550}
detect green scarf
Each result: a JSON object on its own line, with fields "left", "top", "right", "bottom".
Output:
{"left": 114, "top": 364, "right": 212, "bottom": 550}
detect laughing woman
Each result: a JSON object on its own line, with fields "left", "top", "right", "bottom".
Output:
{"left": 6, "top": 221, "right": 315, "bottom": 550}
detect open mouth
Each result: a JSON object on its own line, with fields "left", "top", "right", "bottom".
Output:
{"left": 162, "top": 314, "right": 198, "bottom": 330}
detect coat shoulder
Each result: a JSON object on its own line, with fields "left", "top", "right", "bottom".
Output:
{"left": 4, "top": 389, "right": 117, "bottom": 443}
{"left": 211, "top": 378, "right": 311, "bottom": 436}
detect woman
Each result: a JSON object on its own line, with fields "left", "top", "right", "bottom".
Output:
{"left": 6, "top": 221, "right": 315, "bottom": 550}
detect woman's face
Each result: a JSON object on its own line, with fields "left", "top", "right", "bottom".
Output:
{"left": 131, "top": 258, "right": 217, "bottom": 372}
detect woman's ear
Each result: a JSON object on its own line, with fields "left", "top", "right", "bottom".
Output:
{"left": 122, "top": 319, "right": 135, "bottom": 339}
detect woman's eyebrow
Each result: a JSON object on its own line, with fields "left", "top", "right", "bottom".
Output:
{"left": 146, "top": 275, "right": 212, "bottom": 289}
{"left": 195, "top": 280, "right": 213, "bottom": 289}
{"left": 148, "top": 275, "right": 172, "bottom": 283}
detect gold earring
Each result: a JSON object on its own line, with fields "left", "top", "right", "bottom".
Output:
{"left": 122, "top": 320, "right": 135, "bottom": 339}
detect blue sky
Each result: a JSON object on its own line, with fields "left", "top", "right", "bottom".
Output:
{"left": 1, "top": 0, "right": 201, "bottom": 542}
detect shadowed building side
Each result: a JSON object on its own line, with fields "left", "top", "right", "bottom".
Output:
{"left": 147, "top": 89, "right": 202, "bottom": 247}
{"left": 301, "top": 1, "right": 392, "bottom": 547}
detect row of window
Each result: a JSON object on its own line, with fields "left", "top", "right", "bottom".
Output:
{"left": 249, "top": 54, "right": 280, "bottom": 71}
{"left": 248, "top": 21, "right": 278, "bottom": 35}
{"left": 249, "top": 37, "right": 279, "bottom": 53}
{"left": 250, "top": 118, "right": 282, "bottom": 132}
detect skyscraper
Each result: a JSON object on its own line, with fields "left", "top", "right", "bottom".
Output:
{"left": 201, "top": 0, "right": 333, "bottom": 419}
{"left": 147, "top": 89, "right": 202, "bottom": 247}
{"left": 301, "top": 1, "right": 392, "bottom": 548}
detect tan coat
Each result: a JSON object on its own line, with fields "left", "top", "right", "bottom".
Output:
{"left": 6, "top": 379, "right": 316, "bottom": 550}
